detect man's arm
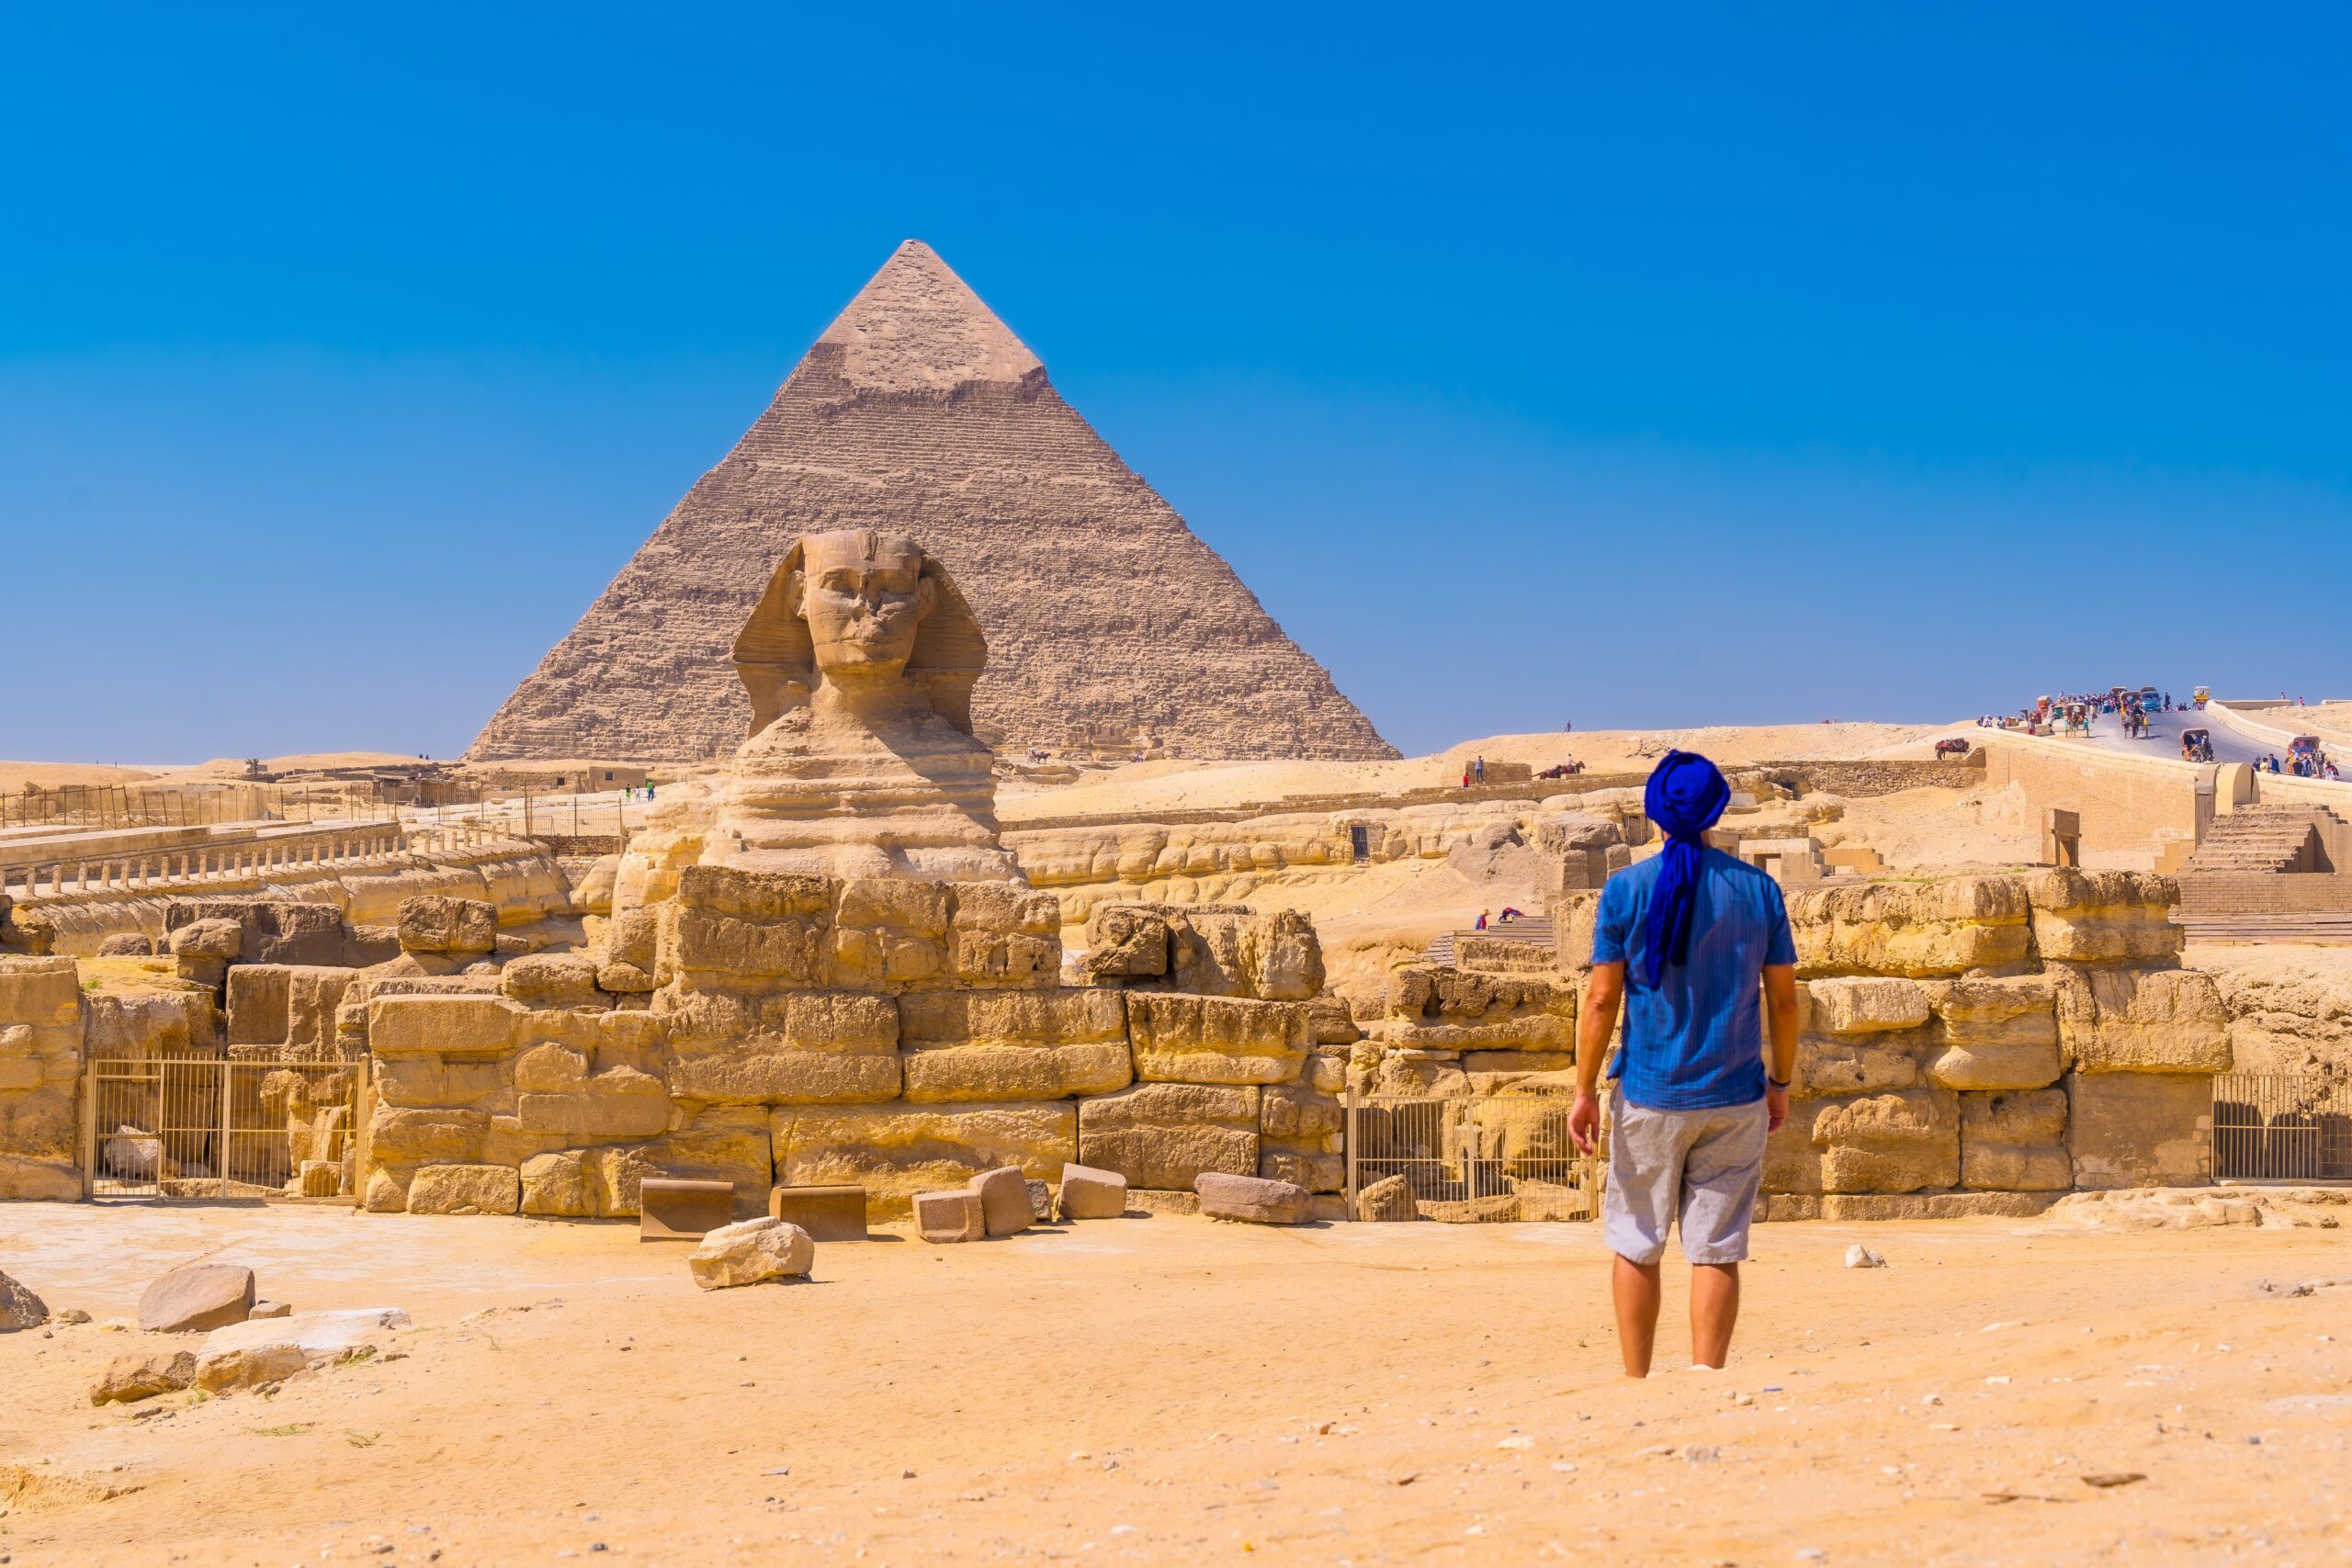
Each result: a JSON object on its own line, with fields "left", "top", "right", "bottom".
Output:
{"left": 1567, "top": 961, "right": 1623, "bottom": 1154}
{"left": 1762, "top": 962, "right": 1798, "bottom": 1132}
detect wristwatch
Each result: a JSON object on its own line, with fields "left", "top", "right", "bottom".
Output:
{"left": 1766, "top": 1072, "right": 1792, "bottom": 1089}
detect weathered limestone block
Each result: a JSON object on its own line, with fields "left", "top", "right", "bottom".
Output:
{"left": 597, "top": 907, "right": 664, "bottom": 993}
{"left": 91, "top": 1349, "right": 198, "bottom": 1404}
{"left": 501, "top": 953, "right": 602, "bottom": 1010}
{"left": 970, "top": 1165, "right": 1033, "bottom": 1236}
{"left": 1260, "top": 1083, "right": 1342, "bottom": 1143}
{"left": 406, "top": 1163, "right": 522, "bottom": 1214}
{"left": 96, "top": 933, "right": 153, "bottom": 956}
{"left": 1926, "top": 1040, "right": 2064, "bottom": 1091}
{"left": 829, "top": 878, "right": 951, "bottom": 988}
{"left": 366, "top": 1106, "right": 490, "bottom": 1167}
{"left": 899, "top": 987, "right": 1131, "bottom": 1102}
{"left": 1196, "top": 1170, "right": 1313, "bottom": 1224}
{"left": 1127, "top": 993, "right": 1309, "bottom": 1085}
{"left": 1384, "top": 964, "right": 1574, "bottom": 1052}
{"left": 772, "top": 1101, "right": 1076, "bottom": 1219}
{"left": 514, "top": 1066, "right": 671, "bottom": 1139}
{"left": 1, "top": 1090, "right": 77, "bottom": 1166}
{"left": 1055, "top": 1162, "right": 1128, "bottom": 1219}
{"left": 1923, "top": 976, "right": 2060, "bottom": 1046}
{"left": 1360, "top": 1046, "right": 1470, "bottom": 1100}
{"left": 666, "top": 989, "right": 902, "bottom": 1104}
{"left": 1077, "top": 1082, "right": 1260, "bottom": 1190}
{"left": 2068, "top": 1072, "right": 2211, "bottom": 1189}
{"left": 1080, "top": 905, "right": 1171, "bottom": 981}
{"left": 397, "top": 896, "right": 498, "bottom": 955}
{"left": 167, "top": 919, "right": 245, "bottom": 964}
{"left": 519, "top": 1149, "right": 594, "bottom": 1216}
{"left": 2023, "top": 871, "right": 2183, "bottom": 965}
{"left": 1787, "top": 876, "right": 2031, "bottom": 977}
{"left": 226, "top": 964, "right": 354, "bottom": 1053}
{"left": 947, "top": 883, "right": 1061, "bottom": 987}
{"left": 1762, "top": 1096, "right": 1829, "bottom": 1195}
{"left": 1804, "top": 977, "right": 1929, "bottom": 1034}
{"left": 0, "top": 956, "right": 82, "bottom": 1029}
{"left": 0, "top": 1154, "right": 78, "bottom": 1201}
{"left": 1959, "top": 1089, "right": 2071, "bottom": 1190}
{"left": 367, "top": 995, "right": 521, "bottom": 1060}
{"left": 673, "top": 908, "right": 829, "bottom": 984}
{"left": 1304, "top": 1048, "right": 1351, "bottom": 1094}
{"left": 139, "top": 1263, "right": 255, "bottom": 1333}
{"left": 373, "top": 1055, "right": 507, "bottom": 1110}
{"left": 1452, "top": 934, "right": 1558, "bottom": 974}
{"left": 1811, "top": 1088, "right": 1959, "bottom": 1193}
{"left": 1233, "top": 909, "right": 1324, "bottom": 1001}
{"left": 1792, "top": 1032, "right": 1922, "bottom": 1099}
{"left": 1356, "top": 1172, "right": 1419, "bottom": 1222}
{"left": 914, "top": 1187, "right": 986, "bottom": 1242}
{"left": 1260, "top": 1148, "right": 1344, "bottom": 1191}
{"left": 688, "top": 1218, "right": 814, "bottom": 1290}
{"left": 193, "top": 1307, "right": 411, "bottom": 1391}
{"left": 1307, "top": 996, "right": 1361, "bottom": 1047}
{"left": 2054, "top": 966, "right": 2231, "bottom": 1074}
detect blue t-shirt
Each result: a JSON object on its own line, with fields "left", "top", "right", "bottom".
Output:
{"left": 1590, "top": 848, "right": 1797, "bottom": 1111}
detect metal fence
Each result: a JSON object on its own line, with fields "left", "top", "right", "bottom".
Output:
{"left": 82, "top": 1056, "right": 366, "bottom": 1201}
{"left": 2213, "top": 1074, "right": 2352, "bottom": 1182}
{"left": 1345, "top": 1089, "right": 1600, "bottom": 1221}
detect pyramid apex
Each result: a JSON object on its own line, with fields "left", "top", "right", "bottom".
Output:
{"left": 812, "top": 240, "right": 1043, "bottom": 396}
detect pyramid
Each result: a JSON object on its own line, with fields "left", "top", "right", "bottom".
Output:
{"left": 468, "top": 241, "right": 1397, "bottom": 765}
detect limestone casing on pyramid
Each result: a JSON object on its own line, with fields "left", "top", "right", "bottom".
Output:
{"left": 466, "top": 240, "right": 1397, "bottom": 764}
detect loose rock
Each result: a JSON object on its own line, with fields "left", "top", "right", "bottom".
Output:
{"left": 138, "top": 1263, "right": 256, "bottom": 1333}
{"left": 970, "top": 1167, "right": 1034, "bottom": 1238}
{"left": 90, "top": 1349, "right": 198, "bottom": 1405}
{"left": 0, "top": 1269, "right": 51, "bottom": 1332}
{"left": 914, "top": 1188, "right": 986, "bottom": 1243}
{"left": 687, "top": 1219, "right": 815, "bottom": 1290}
{"left": 1844, "top": 1245, "right": 1886, "bottom": 1269}
{"left": 1196, "top": 1171, "right": 1313, "bottom": 1225}
{"left": 1355, "top": 1174, "right": 1419, "bottom": 1223}
{"left": 1056, "top": 1163, "right": 1129, "bottom": 1221}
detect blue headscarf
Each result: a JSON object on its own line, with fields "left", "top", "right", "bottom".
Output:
{"left": 1638, "top": 750, "right": 1731, "bottom": 988}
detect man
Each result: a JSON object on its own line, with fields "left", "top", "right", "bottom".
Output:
{"left": 1568, "top": 750, "right": 1799, "bottom": 1376}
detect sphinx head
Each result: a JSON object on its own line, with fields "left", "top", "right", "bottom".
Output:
{"left": 731, "top": 529, "right": 987, "bottom": 738}
{"left": 786, "top": 529, "right": 937, "bottom": 680}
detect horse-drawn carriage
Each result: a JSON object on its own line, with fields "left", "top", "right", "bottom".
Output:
{"left": 2181, "top": 728, "right": 2213, "bottom": 763}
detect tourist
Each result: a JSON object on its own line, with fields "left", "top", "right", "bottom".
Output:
{"left": 1475, "top": 909, "right": 1489, "bottom": 931}
{"left": 1567, "top": 750, "right": 1799, "bottom": 1378}
{"left": 1475, "top": 755, "right": 1487, "bottom": 784}
{"left": 1498, "top": 906, "right": 1524, "bottom": 923}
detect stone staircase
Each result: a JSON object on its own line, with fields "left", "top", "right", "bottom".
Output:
{"left": 1424, "top": 916, "right": 1555, "bottom": 965}
{"left": 2184, "top": 806, "right": 2336, "bottom": 875}
{"left": 2178, "top": 913, "right": 2352, "bottom": 945}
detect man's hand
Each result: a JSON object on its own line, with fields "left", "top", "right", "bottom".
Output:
{"left": 1765, "top": 1083, "right": 1789, "bottom": 1134}
{"left": 1568, "top": 1089, "right": 1601, "bottom": 1156}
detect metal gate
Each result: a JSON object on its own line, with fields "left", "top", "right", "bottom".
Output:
{"left": 1345, "top": 1089, "right": 1600, "bottom": 1221}
{"left": 81, "top": 1055, "right": 367, "bottom": 1201}
{"left": 2212, "top": 1074, "right": 2352, "bottom": 1182}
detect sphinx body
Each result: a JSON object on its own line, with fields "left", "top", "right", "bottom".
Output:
{"left": 704, "top": 528, "right": 1021, "bottom": 882}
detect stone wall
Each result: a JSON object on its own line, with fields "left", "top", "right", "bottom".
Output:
{"left": 349, "top": 877, "right": 1350, "bottom": 1221}
{"left": 0, "top": 957, "right": 83, "bottom": 1200}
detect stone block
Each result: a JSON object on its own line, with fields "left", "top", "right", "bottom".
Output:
{"left": 1793, "top": 1033, "right": 1922, "bottom": 1099}
{"left": 598, "top": 906, "right": 664, "bottom": 992}
{"left": 673, "top": 909, "right": 827, "bottom": 983}
{"left": 1928, "top": 1041, "right": 2064, "bottom": 1091}
{"left": 168, "top": 919, "right": 246, "bottom": 963}
{"left": 2023, "top": 870, "right": 2183, "bottom": 965}
{"left": 1923, "top": 976, "right": 2059, "bottom": 1047}
{"left": 366, "top": 1106, "right": 489, "bottom": 1166}
{"left": 1811, "top": 1088, "right": 1959, "bottom": 1193}
{"left": 2055, "top": 966, "right": 2231, "bottom": 1074}
{"left": 1260, "top": 1084, "right": 1342, "bottom": 1142}
{"left": 406, "top": 1163, "right": 521, "bottom": 1215}
{"left": 772, "top": 1101, "right": 1077, "bottom": 1220}
{"left": 1355, "top": 1172, "right": 1419, "bottom": 1222}
{"left": 1126, "top": 993, "right": 1309, "bottom": 1085}
{"left": 1384, "top": 964, "right": 1575, "bottom": 1052}
{"left": 767, "top": 1183, "right": 869, "bottom": 1241}
{"left": 639, "top": 1177, "right": 736, "bottom": 1241}
{"left": 1196, "top": 1170, "right": 1313, "bottom": 1224}
{"left": 1080, "top": 905, "right": 1171, "bottom": 980}
{"left": 1055, "top": 1162, "right": 1128, "bottom": 1219}
{"left": 138, "top": 1264, "right": 255, "bottom": 1333}
{"left": 1307, "top": 997, "right": 1361, "bottom": 1047}
{"left": 970, "top": 1165, "right": 1034, "bottom": 1236}
{"left": 1787, "top": 875, "right": 2031, "bottom": 977}
{"left": 1077, "top": 1082, "right": 1260, "bottom": 1190}
{"left": 520, "top": 1150, "right": 594, "bottom": 1217}
{"left": 367, "top": 995, "right": 520, "bottom": 1060}
{"left": 373, "top": 1055, "right": 506, "bottom": 1110}
{"left": 298, "top": 1159, "right": 342, "bottom": 1198}
{"left": 2068, "top": 1071, "right": 2211, "bottom": 1189}
{"left": 514, "top": 1066, "right": 672, "bottom": 1139}
{"left": 1804, "top": 977, "right": 1930, "bottom": 1034}
{"left": 1956, "top": 1090, "right": 2069, "bottom": 1189}
{"left": 899, "top": 987, "right": 1131, "bottom": 1102}
{"left": 397, "top": 897, "right": 498, "bottom": 955}
{"left": 666, "top": 989, "right": 902, "bottom": 1104}
{"left": 502, "top": 953, "right": 602, "bottom": 1010}
{"left": 0, "top": 956, "right": 80, "bottom": 1028}
{"left": 946, "top": 883, "right": 1063, "bottom": 988}
{"left": 687, "top": 1217, "right": 813, "bottom": 1289}
{"left": 1260, "top": 1148, "right": 1343, "bottom": 1190}
{"left": 676, "top": 865, "right": 836, "bottom": 921}
{"left": 91, "top": 1349, "right": 198, "bottom": 1405}
{"left": 914, "top": 1187, "right": 986, "bottom": 1243}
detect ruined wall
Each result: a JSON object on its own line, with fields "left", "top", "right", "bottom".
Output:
{"left": 350, "top": 875, "right": 1351, "bottom": 1221}
{"left": 0, "top": 957, "right": 83, "bottom": 1200}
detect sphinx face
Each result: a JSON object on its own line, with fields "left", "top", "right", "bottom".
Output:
{"left": 790, "top": 530, "right": 937, "bottom": 679}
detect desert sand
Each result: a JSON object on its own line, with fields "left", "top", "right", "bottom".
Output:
{"left": 0, "top": 763, "right": 162, "bottom": 795}
{"left": 2, "top": 1205, "right": 2346, "bottom": 1566}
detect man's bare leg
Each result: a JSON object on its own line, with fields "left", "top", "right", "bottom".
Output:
{"left": 1611, "top": 1255, "right": 1663, "bottom": 1377}
{"left": 1690, "top": 1262, "right": 1740, "bottom": 1369}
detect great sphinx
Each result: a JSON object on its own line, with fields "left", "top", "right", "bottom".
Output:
{"left": 703, "top": 528, "right": 1021, "bottom": 882}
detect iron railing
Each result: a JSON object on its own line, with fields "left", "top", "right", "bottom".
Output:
{"left": 2212, "top": 1073, "right": 2352, "bottom": 1182}
{"left": 83, "top": 1055, "right": 367, "bottom": 1201}
{"left": 1345, "top": 1088, "right": 1600, "bottom": 1222}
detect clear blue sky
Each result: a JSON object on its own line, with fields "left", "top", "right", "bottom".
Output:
{"left": 5, "top": 5, "right": 2346, "bottom": 761}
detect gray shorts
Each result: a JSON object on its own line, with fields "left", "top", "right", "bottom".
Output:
{"left": 1602, "top": 1086, "right": 1769, "bottom": 1267}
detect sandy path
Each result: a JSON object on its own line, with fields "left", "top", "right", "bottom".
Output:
{"left": 1, "top": 1205, "right": 2346, "bottom": 1565}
